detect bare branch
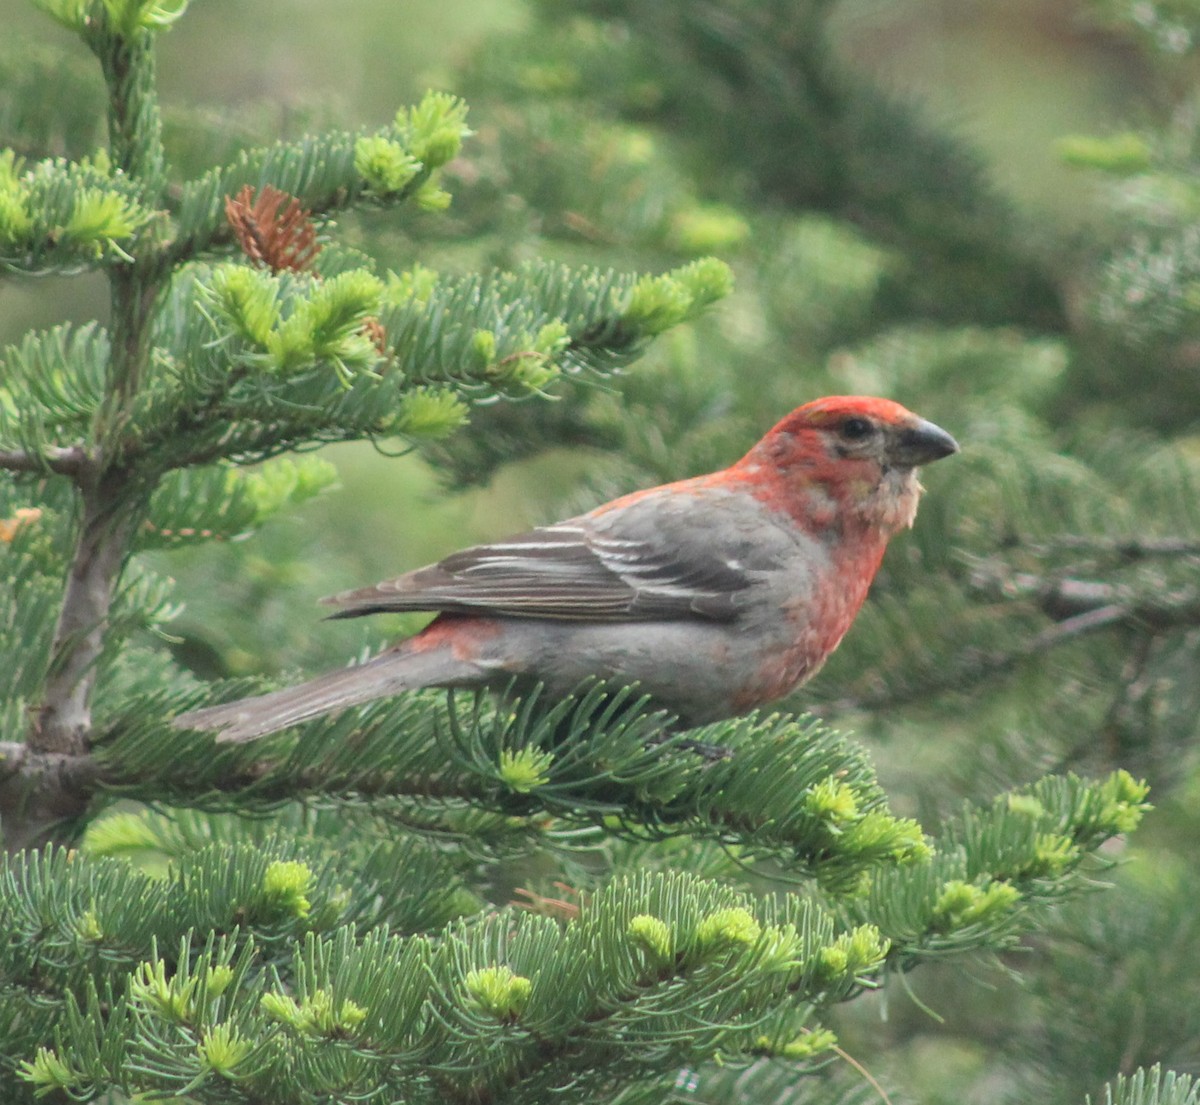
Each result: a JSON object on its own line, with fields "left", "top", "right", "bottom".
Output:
{"left": 820, "top": 550, "right": 1200, "bottom": 718}
{"left": 820, "top": 602, "right": 1133, "bottom": 715}
{"left": 0, "top": 445, "right": 91, "bottom": 477}
{"left": 1025, "top": 603, "right": 1129, "bottom": 644}
{"left": 0, "top": 742, "right": 102, "bottom": 852}
{"left": 970, "top": 562, "right": 1200, "bottom": 628}
{"left": 1030, "top": 536, "right": 1200, "bottom": 560}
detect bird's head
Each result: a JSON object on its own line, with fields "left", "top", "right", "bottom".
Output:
{"left": 737, "top": 396, "right": 959, "bottom": 534}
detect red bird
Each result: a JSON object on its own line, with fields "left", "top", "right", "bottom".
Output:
{"left": 175, "top": 396, "right": 958, "bottom": 743}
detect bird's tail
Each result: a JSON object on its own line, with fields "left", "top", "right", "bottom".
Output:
{"left": 172, "top": 644, "right": 469, "bottom": 744}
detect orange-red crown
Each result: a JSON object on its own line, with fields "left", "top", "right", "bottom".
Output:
{"left": 775, "top": 395, "right": 919, "bottom": 432}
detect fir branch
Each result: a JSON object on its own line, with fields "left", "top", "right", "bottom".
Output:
{"left": 99, "top": 259, "right": 726, "bottom": 476}
{"left": 85, "top": 11, "right": 166, "bottom": 191}
{"left": 0, "top": 445, "right": 90, "bottom": 477}
{"left": 95, "top": 688, "right": 924, "bottom": 888}
{"left": 170, "top": 131, "right": 413, "bottom": 264}
{"left": 5, "top": 682, "right": 911, "bottom": 883}
{"left": 836, "top": 770, "right": 1149, "bottom": 973}
{"left": 1090, "top": 1066, "right": 1200, "bottom": 1105}
{"left": 970, "top": 564, "right": 1200, "bottom": 631}
{"left": 1029, "top": 536, "right": 1200, "bottom": 560}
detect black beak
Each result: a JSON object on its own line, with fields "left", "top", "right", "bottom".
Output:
{"left": 890, "top": 418, "right": 959, "bottom": 467}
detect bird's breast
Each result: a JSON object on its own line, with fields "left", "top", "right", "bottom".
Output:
{"left": 730, "top": 535, "right": 886, "bottom": 711}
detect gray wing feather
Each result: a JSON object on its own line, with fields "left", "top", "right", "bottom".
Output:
{"left": 321, "top": 491, "right": 777, "bottom": 623}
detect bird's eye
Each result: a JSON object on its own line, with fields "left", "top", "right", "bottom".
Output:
{"left": 840, "top": 417, "right": 874, "bottom": 441}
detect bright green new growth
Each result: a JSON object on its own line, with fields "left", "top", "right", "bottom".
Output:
{"left": 130, "top": 955, "right": 200, "bottom": 1022}
{"left": 355, "top": 136, "right": 423, "bottom": 196}
{"left": 0, "top": 154, "right": 151, "bottom": 265}
{"left": 355, "top": 91, "right": 469, "bottom": 198}
{"left": 206, "top": 266, "right": 280, "bottom": 346}
{"left": 0, "top": 152, "right": 33, "bottom": 241}
{"left": 261, "top": 860, "right": 314, "bottom": 919}
{"left": 464, "top": 965, "right": 534, "bottom": 1019}
{"left": 620, "top": 257, "right": 734, "bottom": 334}
{"left": 261, "top": 988, "right": 368, "bottom": 1037}
{"left": 803, "top": 777, "right": 861, "bottom": 824}
{"left": 16, "top": 1049, "right": 77, "bottom": 1098}
{"left": 1097, "top": 769, "right": 1152, "bottom": 833}
{"left": 196, "top": 1022, "right": 252, "bottom": 1079}
{"left": 694, "top": 906, "right": 762, "bottom": 950}
{"left": 101, "top": 0, "right": 190, "bottom": 36}
{"left": 932, "top": 879, "right": 1022, "bottom": 931}
{"left": 400, "top": 92, "right": 472, "bottom": 167}
{"left": 265, "top": 271, "right": 385, "bottom": 378}
{"left": 627, "top": 913, "right": 673, "bottom": 960}
{"left": 763, "top": 1027, "right": 838, "bottom": 1061}
{"left": 497, "top": 746, "right": 556, "bottom": 792}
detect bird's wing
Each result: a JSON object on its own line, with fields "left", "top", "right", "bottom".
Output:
{"left": 321, "top": 487, "right": 780, "bottom": 623}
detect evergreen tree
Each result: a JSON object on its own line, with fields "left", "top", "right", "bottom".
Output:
{"left": 0, "top": 3, "right": 1190, "bottom": 1105}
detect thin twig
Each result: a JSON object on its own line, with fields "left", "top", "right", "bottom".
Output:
{"left": 1026, "top": 603, "right": 1129, "bottom": 644}
{"left": 969, "top": 562, "right": 1200, "bottom": 626}
{"left": 1029, "top": 536, "right": 1200, "bottom": 559}
{"left": 820, "top": 604, "right": 1131, "bottom": 715}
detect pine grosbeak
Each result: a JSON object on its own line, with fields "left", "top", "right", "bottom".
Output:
{"left": 175, "top": 396, "right": 957, "bottom": 743}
